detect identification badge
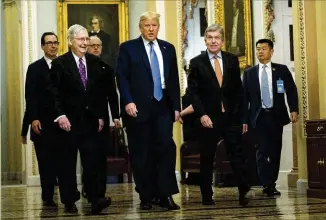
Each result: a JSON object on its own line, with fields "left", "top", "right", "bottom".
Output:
{"left": 277, "top": 80, "right": 285, "bottom": 93}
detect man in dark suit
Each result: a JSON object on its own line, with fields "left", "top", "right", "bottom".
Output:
{"left": 187, "top": 24, "right": 254, "bottom": 206}
{"left": 23, "top": 32, "right": 59, "bottom": 207}
{"left": 49, "top": 24, "right": 110, "bottom": 214}
{"left": 89, "top": 15, "right": 117, "bottom": 69}
{"left": 116, "top": 11, "right": 181, "bottom": 210}
{"left": 242, "top": 38, "right": 298, "bottom": 197}
{"left": 83, "top": 36, "right": 120, "bottom": 199}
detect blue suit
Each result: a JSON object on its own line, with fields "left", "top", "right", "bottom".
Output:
{"left": 242, "top": 63, "right": 298, "bottom": 188}
{"left": 116, "top": 36, "right": 180, "bottom": 201}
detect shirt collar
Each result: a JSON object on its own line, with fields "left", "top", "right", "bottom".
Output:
{"left": 91, "top": 29, "right": 100, "bottom": 34}
{"left": 207, "top": 50, "right": 222, "bottom": 60}
{"left": 71, "top": 51, "right": 86, "bottom": 64}
{"left": 259, "top": 62, "right": 272, "bottom": 69}
{"left": 142, "top": 36, "right": 158, "bottom": 47}
{"left": 43, "top": 56, "right": 53, "bottom": 67}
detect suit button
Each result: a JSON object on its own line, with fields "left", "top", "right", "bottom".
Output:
{"left": 85, "top": 106, "right": 89, "bottom": 109}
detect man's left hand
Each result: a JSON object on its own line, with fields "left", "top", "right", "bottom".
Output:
{"left": 291, "top": 112, "right": 298, "bottom": 123}
{"left": 175, "top": 111, "right": 180, "bottom": 122}
{"left": 98, "top": 119, "right": 104, "bottom": 132}
{"left": 113, "top": 119, "right": 121, "bottom": 128}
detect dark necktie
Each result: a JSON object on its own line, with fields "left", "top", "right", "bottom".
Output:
{"left": 78, "top": 58, "right": 87, "bottom": 88}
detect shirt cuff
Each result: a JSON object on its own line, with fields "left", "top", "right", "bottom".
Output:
{"left": 54, "top": 115, "right": 66, "bottom": 122}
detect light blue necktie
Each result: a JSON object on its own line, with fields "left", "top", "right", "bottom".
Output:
{"left": 261, "top": 64, "right": 272, "bottom": 108}
{"left": 149, "top": 42, "right": 163, "bottom": 101}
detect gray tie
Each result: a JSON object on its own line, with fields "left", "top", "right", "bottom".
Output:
{"left": 261, "top": 65, "right": 272, "bottom": 108}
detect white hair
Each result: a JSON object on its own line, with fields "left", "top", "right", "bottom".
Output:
{"left": 89, "top": 36, "right": 102, "bottom": 43}
{"left": 67, "top": 24, "right": 88, "bottom": 45}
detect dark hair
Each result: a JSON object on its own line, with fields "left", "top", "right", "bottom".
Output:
{"left": 41, "top": 32, "right": 58, "bottom": 45}
{"left": 256, "top": 39, "right": 274, "bottom": 49}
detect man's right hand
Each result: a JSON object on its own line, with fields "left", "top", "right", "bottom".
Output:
{"left": 125, "top": 103, "right": 138, "bottom": 117}
{"left": 58, "top": 116, "right": 71, "bottom": 132}
{"left": 32, "top": 120, "right": 42, "bottom": 135}
{"left": 200, "top": 115, "right": 213, "bottom": 128}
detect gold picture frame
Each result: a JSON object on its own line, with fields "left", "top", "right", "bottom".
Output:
{"left": 215, "top": 0, "right": 252, "bottom": 68}
{"left": 57, "top": 0, "right": 129, "bottom": 67}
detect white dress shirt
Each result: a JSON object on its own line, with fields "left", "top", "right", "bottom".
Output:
{"left": 43, "top": 56, "right": 53, "bottom": 69}
{"left": 142, "top": 37, "right": 165, "bottom": 89}
{"left": 207, "top": 50, "right": 224, "bottom": 75}
{"left": 72, "top": 52, "right": 87, "bottom": 77}
{"left": 258, "top": 62, "right": 273, "bottom": 108}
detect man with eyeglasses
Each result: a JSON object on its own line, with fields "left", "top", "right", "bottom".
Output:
{"left": 79, "top": 36, "right": 120, "bottom": 199}
{"left": 49, "top": 24, "right": 110, "bottom": 214}
{"left": 23, "top": 32, "right": 59, "bottom": 208}
{"left": 89, "top": 15, "right": 117, "bottom": 69}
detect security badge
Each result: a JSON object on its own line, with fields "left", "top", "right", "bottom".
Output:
{"left": 276, "top": 78, "right": 285, "bottom": 94}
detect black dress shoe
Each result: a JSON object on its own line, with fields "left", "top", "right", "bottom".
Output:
{"left": 239, "top": 189, "right": 255, "bottom": 206}
{"left": 202, "top": 199, "right": 216, "bottom": 205}
{"left": 159, "top": 196, "right": 180, "bottom": 210}
{"left": 64, "top": 204, "right": 78, "bottom": 213}
{"left": 263, "top": 187, "right": 281, "bottom": 197}
{"left": 43, "top": 200, "right": 58, "bottom": 207}
{"left": 91, "top": 197, "right": 111, "bottom": 214}
{"left": 140, "top": 201, "right": 153, "bottom": 210}
{"left": 151, "top": 197, "right": 160, "bottom": 205}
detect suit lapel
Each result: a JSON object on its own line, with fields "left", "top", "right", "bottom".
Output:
{"left": 158, "top": 40, "right": 169, "bottom": 80}
{"left": 67, "top": 51, "right": 85, "bottom": 91}
{"left": 221, "top": 51, "right": 228, "bottom": 88}
{"left": 271, "top": 62, "right": 277, "bottom": 101}
{"left": 138, "top": 37, "right": 152, "bottom": 78}
{"left": 202, "top": 52, "right": 219, "bottom": 88}
{"left": 253, "top": 65, "right": 261, "bottom": 99}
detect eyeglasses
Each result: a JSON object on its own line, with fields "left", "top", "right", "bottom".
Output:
{"left": 44, "top": 41, "right": 59, "bottom": 46}
{"left": 89, "top": 44, "right": 102, "bottom": 48}
{"left": 74, "top": 37, "right": 90, "bottom": 43}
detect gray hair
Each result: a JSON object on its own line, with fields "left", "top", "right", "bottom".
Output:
{"left": 204, "top": 24, "right": 224, "bottom": 40}
{"left": 67, "top": 24, "right": 88, "bottom": 42}
{"left": 139, "top": 11, "right": 160, "bottom": 28}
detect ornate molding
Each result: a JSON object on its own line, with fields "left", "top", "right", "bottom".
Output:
{"left": 264, "top": 0, "right": 275, "bottom": 41}
{"left": 177, "top": 0, "right": 185, "bottom": 95}
{"left": 188, "top": 0, "right": 199, "bottom": 19}
{"left": 298, "top": 0, "right": 308, "bottom": 135}
{"left": 3, "top": 0, "right": 15, "bottom": 8}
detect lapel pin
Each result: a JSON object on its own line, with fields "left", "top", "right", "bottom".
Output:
{"left": 102, "top": 66, "right": 105, "bottom": 69}
{"left": 272, "top": 68, "right": 276, "bottom": 71}
{"left": 163, "top": 46, "right": 166, "bottom": 49}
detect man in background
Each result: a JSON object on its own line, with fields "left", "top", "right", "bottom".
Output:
{"left": 242, "top": 38, "right": 298, "bottom": 197}
{"left": 89, "top": 15, "right": 117, "bottom": 68}
{"left": 23, "top": 32, "right": 59, "bottom": 207}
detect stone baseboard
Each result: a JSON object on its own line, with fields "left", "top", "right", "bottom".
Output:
{"left": 297, "top": 179, "right": 308, "bottom": 194}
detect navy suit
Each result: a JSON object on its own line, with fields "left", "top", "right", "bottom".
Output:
{"left": 116, "top": 36, "right": 180, "bottom": 202}
{"left": 242, "top": 63, "right": 298, "bottom": 188}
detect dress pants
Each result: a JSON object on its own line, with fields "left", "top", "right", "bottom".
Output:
{"left": 254, "top": 109, "right": 283, "bottom": 187}
{"left": 33, "top": 130, "right": 58, "bottom": 202}
{"left": 199, "top": 113, "right": 250, "bottom": 200}
{"left": 127, "top": 95, "right": 179, "bottom": 202}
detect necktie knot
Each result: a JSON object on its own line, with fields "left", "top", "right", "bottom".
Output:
{"left": 263, "top": 64, "right": 267, "bottom": 69}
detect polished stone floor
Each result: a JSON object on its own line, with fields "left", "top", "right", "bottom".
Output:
{"left": 1, "top": 183, "right": 326, "bottom": 219}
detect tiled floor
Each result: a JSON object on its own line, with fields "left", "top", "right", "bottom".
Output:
{"left": 1, "top": 183, "right": 326, "bottom": 219}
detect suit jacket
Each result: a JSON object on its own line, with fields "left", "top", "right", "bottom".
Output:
{"left": 116, "top": 36, "right": 181, "bottom": 125}
{"left": 242, "top": 63, "right": 299, "bottom": 127}
{"left": 21, "top": 110, "right": 30, "bottom": 137}
{"left": 49, "top": 51, "right": 107, "bottom": 134}
{"left": 24, "top": 57, "right": 56, "bottom": 140}
{"left": 99, "top": 59, "right": 119, "bottom": 124}
{"left": 187, "top": 51, "right": 243, "bottom": 124}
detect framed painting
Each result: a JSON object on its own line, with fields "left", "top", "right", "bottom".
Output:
{"left": 57, "top": 0, "right": 129, "bottom": 68}
{"left": 215, "top": 0, "right": 252, "bottom": 68}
